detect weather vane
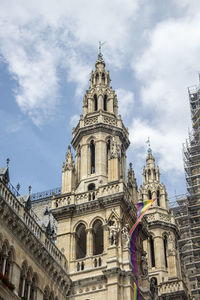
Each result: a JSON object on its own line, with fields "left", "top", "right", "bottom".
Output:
{"left": 145, "top": 137, "right": 152, "bottom": 155}
{"left": 98, "top": 41, "right": 106, "bottom": 60}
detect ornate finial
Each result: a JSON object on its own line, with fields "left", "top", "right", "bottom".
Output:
{"left": 28, "top": 185, "right": 32, "bottom": 194}
{"left": 98, "top": 41, "right": 106, "bottom": 61}
{"left": 16, "top": 183, "right": 20, "bottom": 191}
{"left": 146, "top": 137, "right": 152, "bottom": 155}
{"left": 6, "top": 158, "right": 10, "bottom": 166}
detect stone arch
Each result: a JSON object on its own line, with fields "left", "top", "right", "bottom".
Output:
{"left": 73, "top": 220, "right": 88, "bottom": 232}
{"left": 76, "top": 223, "right": 87, "bottom": 259}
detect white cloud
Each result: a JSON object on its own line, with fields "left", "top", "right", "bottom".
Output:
{"left": 131, "top": 3, "right": 200, "bottom": 172}
{"left": 116, "top": 88, "right": 135, "bottom": 119}
{"left": 0, "top": 0, "right": 140, "bottom": 125}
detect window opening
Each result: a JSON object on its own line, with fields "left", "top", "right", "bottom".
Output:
{"left": 157, "top": 190, "right": 160, "bottom": 206}
{"left": 94, "top": 95, "right": 98, "bottom": 111}
{"left": 148, "top": 190, "right": 152, "bottom": 200}
{"left": 164, "top": 236, "right": 168, "bottom": 268}
{"left": 76, "top": 224, "right": 87, "bottom": 259}
{"left": 90, "top": 140, "right": 95, "bottom": 174}
{"left": 104, "top": 95, "right": 107, "bottom": 111}
{"left": 150, "top": 236, "right": 155, "bottom": 267}
{"left": 93, "top": 220, "right": 104, "bottom": 255}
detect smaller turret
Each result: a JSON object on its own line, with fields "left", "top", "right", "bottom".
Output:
{"left": 62, "top": 146, "right": 75, "bottom": 194}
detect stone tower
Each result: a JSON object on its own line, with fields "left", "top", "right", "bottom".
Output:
{"left": 140, "top": 147, "right": 189, "bottom": 299}
{"left": 51, "top": 53, "right": 151, "bottom": 299}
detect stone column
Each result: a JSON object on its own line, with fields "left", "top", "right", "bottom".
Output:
{"left": 86, "top": 228, "right": 93, "bottom": 256}
{"left": 2, "top": 256, "right": 7, "bottom": 275}
{"left": 98, "top": 94, "right": 103, "bottom": 110}
{"left": 27, "top": 282, "right": 31, "bottom": 300}
{"left": 81, "top": 144, "right": 88, "bottom": 179}
{"left": 154, "top": 236, "right": 165, "bottom": 269}
{"left": 96, "top": 140, "right": 106, "bottom": 177}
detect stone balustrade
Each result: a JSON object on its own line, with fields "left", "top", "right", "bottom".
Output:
{"left": 52, "top": 182, "right": 125, "bottom": 208}
{"left": 0, "top": 180, "right": 68, "bottom": 269}
{"left": 72, "top": 110, "right": 128, "bottom": 139}
{"left": 158, "top": 280, "right": 188, "bottom": 296}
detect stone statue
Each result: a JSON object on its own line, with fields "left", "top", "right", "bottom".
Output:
{"left": 121, "top": 224, "right": 130, "bottom": 248}
{"left": 64, "top": 146, "right": 75, "bottom": 171}
{"left": 108, "top": 220, "right": 120, "bottom": 246}
{"left": 110, "top": 137, "right": 120, "bottom": 159}
{"left": 140, "top": 251, "right": 148, "bottom": 276}
{"left": 150, "top": 277, "right": 158, "bottom": 300}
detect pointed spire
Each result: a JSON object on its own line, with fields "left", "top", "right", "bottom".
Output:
{"left": 95, "top": 41, "right": 105, "bottom": 68}
{"left": 146, "top": 137, "right": 152, "bottom": 155}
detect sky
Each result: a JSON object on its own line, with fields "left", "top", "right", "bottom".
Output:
{"left": 0, "top": 0, "right": 200, "bottom": 201}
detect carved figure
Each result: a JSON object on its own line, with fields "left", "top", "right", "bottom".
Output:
{"left": 140, "top": 251, "right": 148, "bottom": 276}
{"left": 110, "top": 137, "right": 120, "bottom": 159}
{"left": 121, "top": 224, "right": 130, "bottom": 248}
{"left": 108, "top": 220, "right": 120, "bottom": 246}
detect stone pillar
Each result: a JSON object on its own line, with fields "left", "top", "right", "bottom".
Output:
{"left": 154, "top": 236, "right": 165, "bottom": 269}
{"left": 86, "top": 228, "right": 93, "bottom": 256}
{"left": 96, "top": 140, "right": 106, "bottom": 177}
{"left": 108, "top": 158, "right": 119, "bottom": 182}
{"left": 81, "top": 144, "right": 88, "bottom": 179}
{"left": 2, "top": 256, "right": 7, "bottom": 275}
{"left": 27, "top": 282, "right": 31, "bottom": 300}
{"left": 98, "top": 94, "right": 103, "bottom": 110}
{"left": 22, "top": 278, "right": 26, "bottom": 297}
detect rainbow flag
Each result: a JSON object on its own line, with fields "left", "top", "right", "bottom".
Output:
{"left": 129, "top": 198, "right": 156, "bottom": 300}
{"left": 129, "top": 198, "right": 156, "bottom": 236}
{"left": 133, "top": 282, "right": 139, "bottom": 300}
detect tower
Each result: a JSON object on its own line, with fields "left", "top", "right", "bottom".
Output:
{"left": 51, "top": 52, "right": 150, "bottom": 299}
{"left": 140, "top": 145, "right": 189, "bottom": 299}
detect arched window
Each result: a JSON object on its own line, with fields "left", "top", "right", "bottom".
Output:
{"left": 96, "top": 73, "right": 99, "bottom": 84}
{"left": 106, "top": 140, "right": 111, "bottom": 174}
{"left": 150, "top": 236, "right": 155, "bottom": 267}
{"left": 163, "top": 235, "right": 168, "bottom": 268}
{"left": 148, "top": 169, "right": 151, "bottom": 177}
{"left": 102, "top": 73, "right": 105, "bottom": 83}
{"left": 94, "top": 94, "right": 98, "bottom": 111}
{"left": 30, "top": 273, "right": 38, "bottom": 300}
{"left": 90, "top": 140, "right": 95, "bottom": 174}
{"left": 19, "top": 262, "right": 27, "bottom": 298}
{"left": 157, "top": 190, "right": 160, "bottom": 206}
{"left": 148, "top": 190, "right": 152, "bottom": 200}
{"left": 104, "top": 95, "right": 107, "bottom": 111}
{"left": 76, "top": 224, "right": 87, "bottom": 259}
{"left": 88, "top": 183, "right": 95, "bottom": 191}
{"left": 93, "top": 220, "right": 104, "bottom": 255}
{"left": 5, "top": 248, "right": 13, "bottom": 279}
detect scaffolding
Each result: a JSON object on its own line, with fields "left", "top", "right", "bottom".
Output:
{"left": 173, "top": 79, "right": 200, "bottom": 299}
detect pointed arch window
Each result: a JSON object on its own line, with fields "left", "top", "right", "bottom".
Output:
{"left": 96, "top": 73, "right": 99, "bottom": 84}
{"left": 90, "top": 140, "right": 95, "bottom": 174}
{"left": 148, "top": 169, "right": 151, "bottom": 178}
{"left": 150, "top": 235, "right": 155, "bottom": 267}
{"left": 94, "top": 94, "right": 98, "bottom": 111}
{"left": 102, "top": 73, "right": 105, "bottom": 84}
{"left": 163, "top": 235, "right": 168, "bottom": 268}
{"left": 93, "top": 220, "right": 104, "bottom": 255}
{"left": 157, "top": 190, "right": 160, "bottom": 206}
{"left": 76, "top": 224, "right": 87, "bottom": 259}
{"left": 104, "top": 95, "right": 107, "bottom": 111}
{"left": 106, "top": 140, "right": 111, "bottom": 174}
{"left": 148, "top": 190, "right": 152, "bottom": 200}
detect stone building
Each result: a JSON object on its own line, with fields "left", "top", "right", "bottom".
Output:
{"left": 0, "top": 52, "right": 189, "bottom": 300}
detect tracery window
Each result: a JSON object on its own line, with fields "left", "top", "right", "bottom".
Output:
{"left": 93, "top": 220, "right": 104, "bottom": 255}
{"left": 76, "top": 224, "right": 87, "bottom": 259}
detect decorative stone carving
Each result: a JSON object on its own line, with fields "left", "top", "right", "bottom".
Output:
{"left": 121, "top": 224, "right": 130, "bottom": 248}
{"left": 108, "top": 219, "right": 120, "bottom": 246}
{"left": 140, "top": 251, "right": 148, "bottom": 277}
{"left": 110, "top": 137, "right": 120, "bottom": 159}
{"left": 63, "top": 146, "right": 75, "bottom": 171}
